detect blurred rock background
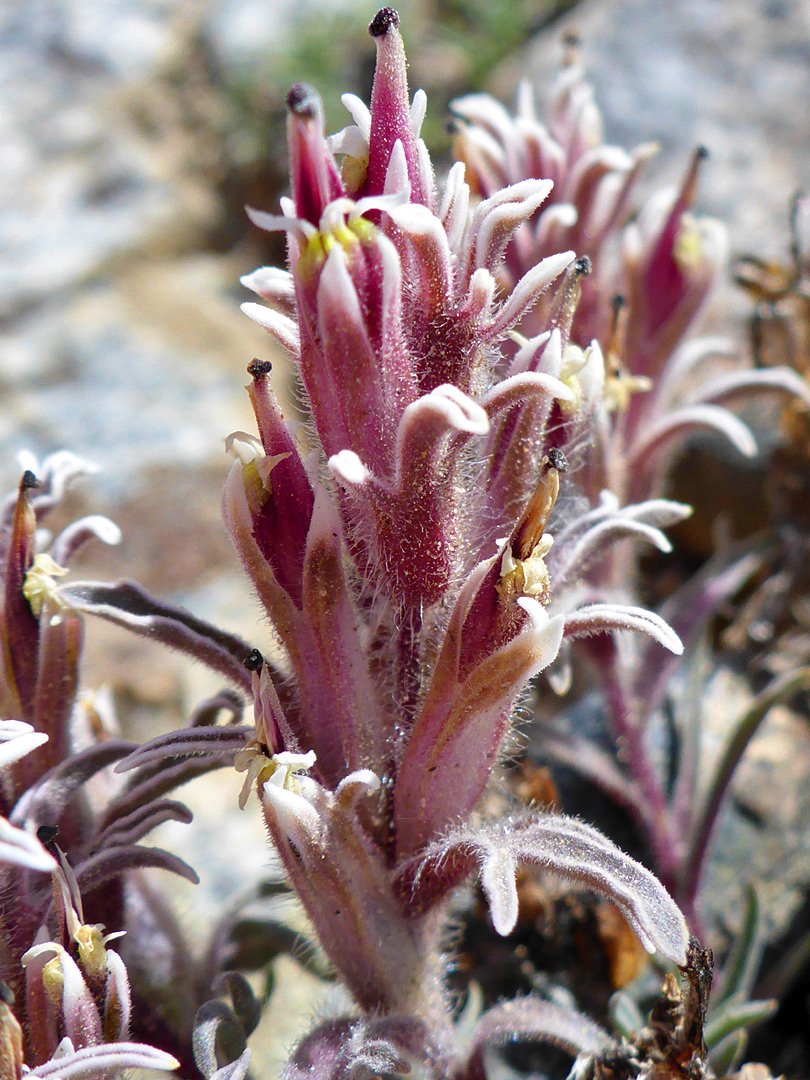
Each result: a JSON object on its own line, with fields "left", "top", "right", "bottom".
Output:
{"left": 2, "top": 0, "right": 809, "bottom": 1073}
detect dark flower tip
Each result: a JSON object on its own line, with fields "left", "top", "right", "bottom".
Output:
{"left": 244, "top": 648, "right": 264, "bottom": 672}
{"left": 573, "top": 254, "right": 592, "bottom": 277}
{"left": 36, "top": 824, "right": 60, "bottom": 851}
{"left": 286, "top": 83, "right": 320, "bottom": 118}
{"left": 20, "top": 469, "right": 40, "bottom": 491}
{"left": 695, "top": 144, "right": 710, "bottom": 160}
{"left": 548, "top": 447, "right": 569, "bottom": 473}
{"left": 247, "top": 358, "right": 273, "bottom": 379}
{"left": 369, "top": 7, "right": 399, "bottom": 36}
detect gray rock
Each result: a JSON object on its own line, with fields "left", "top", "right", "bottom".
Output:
{"left": 500, "top": 0, "right": 810, "bottom": 264}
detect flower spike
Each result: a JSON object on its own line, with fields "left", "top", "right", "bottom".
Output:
{"left": 366, "top": 9, "right": 431, "bottom": 207}
{"left": 9, "top": 15, "right": 798, "bottom": 1080}
{"left": 285, "top": 83, "right": 345, "bottom": 228}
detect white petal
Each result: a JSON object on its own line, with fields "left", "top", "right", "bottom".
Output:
{"left": 631, "top": 404, "right": 757, "bottom": 462}
{"left": 410, "top": 88, "right": 427, "bottom": 140}
{"left": 383, "top": 139, "right": 410, "bottom": 197}
{"left": 240, "top": 303, "right": 300, "bottom": 356}
{"left": 273, "top": 749, "right": 317, "bottom": 772}
{"left": 340, "top": 93, "right": 371, "bottom": 140}
{"left": 239, "top": 266, "right": 295, "bottom": 303}
{"left": 482, "top": 845, "right": 519, "bottom": 936}
{"left": 0, "top": 722, "right": 49, "bottom": 770}
{"left": 261, "top": 776, "right": 321, "bottom": 846}
{"left": 329, "top": 125, "right": 369, "bottom": 159}
{"left": 245, "top": 205, "right": 315, "bottom": 241}
{"left": 421, "top": 385, "right": 490, "bottom": 435}
{"left": 328, "top": 450, "right": 371, "bottom": 486}
{"left": 566, "top": 603, "right": 683, "bottom": 655}
{"left": 489, "top": 251, "right": 574, "bottom": 338}
{"left": 0, "top": 817, "right": 57, "bottom": 871}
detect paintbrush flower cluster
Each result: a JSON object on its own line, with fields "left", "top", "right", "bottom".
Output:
{"left": 1, "top": 8, "right": 806, "bottom": 1080}
{"left": 0, "top": 455, "right": 189, "bottom": 1079}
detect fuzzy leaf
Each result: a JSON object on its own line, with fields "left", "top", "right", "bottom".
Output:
{"left": 74, "top": 844, "right": 200, "bottom": 891}
{"left": 114, "top": 726, "right": 252, "bottom": 773}
{"left": 10, "top": 740, "right": 137, "bottom": 829}
{"left": 25, "top": 1042, "right": 179, "bottom": 1078}
{"left": 553, "top": 498, "right": 692, "bottom": 578}
{"left": 49, "top": 515, "right": 122, "bottom": 565}
{"left": 396, "top": 814, "right": 689, "bottom": 964}
{"left": 210, "top": 1049, "right": 252, "bottom": 1080}
{"left": 691, "top": 365, "right": 810, "bottom": 411}
{"left": 59, "top": 580, "right": 254, "bottom": 692}
{"left": 193, "top": 1000, "right": 247, "bottom": 1078}
{"left": 101, "top": 757, "right": 227, "bottom": 833}
{"left": 703, "top": 999, "right": 777, "bottom": 1051}
{"left": 629, "top": 403, "right": 757, "bottom": 466}
{"left": 95, "top": 798, "right": 194, "bottom": 850}
{"left": 487, "top": 250, "right": 574, "bottom": 337}
{"left": 470, "top": 996, "right": 611, "bottom": 1059}
{"left": 565, "top": 603, "right": 683, "bottom": 654}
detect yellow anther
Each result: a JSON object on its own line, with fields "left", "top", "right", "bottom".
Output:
{"left": 499, "top": 452, "right": 566, "bottom": 608}
{"left": 75, "top": 923, "right": 107, "bottom": 981}
{"left": 558, "top": 344, "right": 592, "bottom": 416}
{"left": 603, "top": 369, "right": 653, "bottom": 412}
{"left": 41, "top": 954, "right": 64, "bottom": 1012}
{"left": 674, "top": 214, "right": 704, "bottom": 271}
{"left": 22, "top": 554, "right": 69, "bottom": 616}
{"left": 234, "top": 741, "right": 277, "bottom": 810}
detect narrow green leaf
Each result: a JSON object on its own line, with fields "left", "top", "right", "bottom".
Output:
{"left": 716, "top": 883, "right": 764, "bottom": 1004}
{"left": 704, "top": 998, "right": 777, "bottom": 1049}
{"left": 607, "top": 991, "right": 645, "bottom": 1040}
{"left": 708, "top": 1029, "right": 747, "bottom": 1075}
{"left": 683, "top": 667, "right": 810, "bottom": 898}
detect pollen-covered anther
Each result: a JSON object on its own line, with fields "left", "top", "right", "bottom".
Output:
{"left": 674, "top": 212, "right": 709, "bottom": 271}
{"left": 498, "top": 452, "right": 566, "bottom": 607}
{"left": 235, "top": 744, "right": 317, "bottom": 810}
{"left": 40, "top": 952, "right": 65, "bottom": 1012}
{"left": 558, "top": 344, "right": 592, "bottom": 413}
{"left": 234, "top": 742, "right": 277, "bottom": 810}
{"left": 74, "top": 923, "right": 114, "bottom": 983}
{"left": 499, "top": 534, "right": 554, "bottom": 607}
{"left": 22, "top": 552, "right": 69, "bottom": 616}
{"left": 513, "top": 452, "right": 565, "bottom": 561}
{"left": 605, "top": 373, "right": 654, "bottom": 412}
{"left": 603, "top": 359, "right": 653, "bottom": 413}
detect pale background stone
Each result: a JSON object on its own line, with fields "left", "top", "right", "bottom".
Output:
{"left": 2, "top": 0, "right": 808, "bottom": 1069}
